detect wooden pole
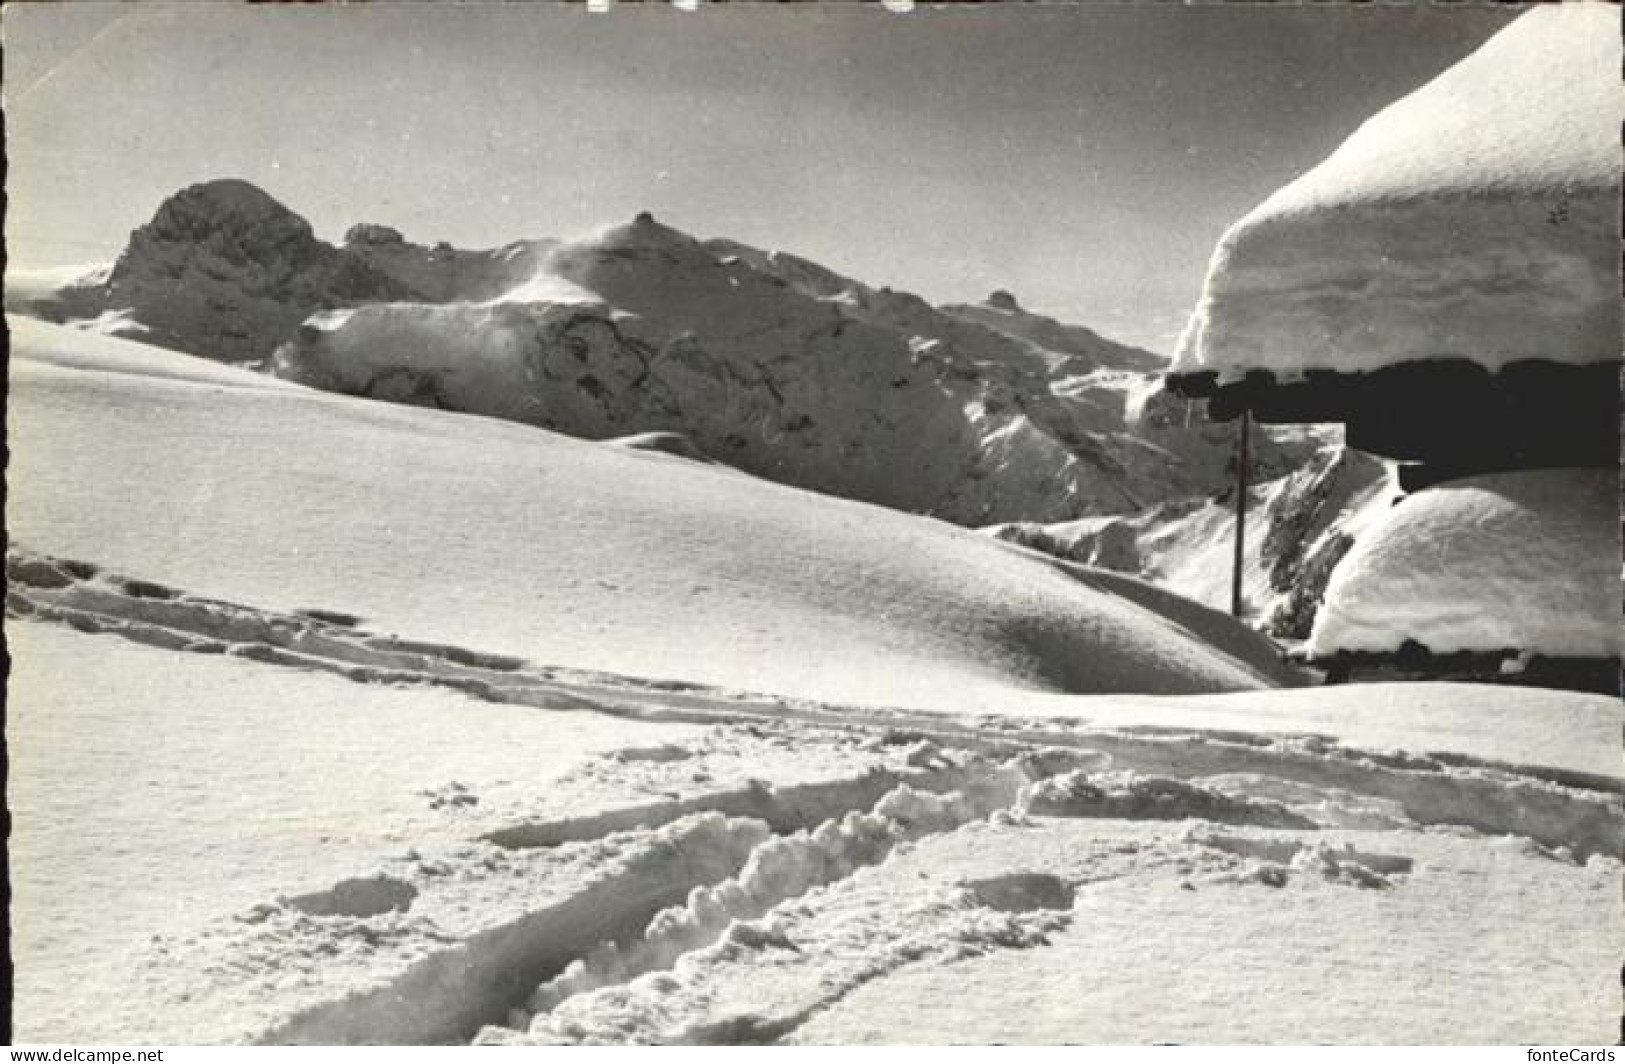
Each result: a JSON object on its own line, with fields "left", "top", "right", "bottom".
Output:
{"left": 1231, "top": 408, "right": 1250, "bottom": 619}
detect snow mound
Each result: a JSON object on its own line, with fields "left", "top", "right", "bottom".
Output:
{"left": 1175, "top": 3, "right": 1624, "bottom": 379}
{"left": 276, "top": 300, "right": 646, "bottom": 432}
{"left": 1308, "top": 468, "right": 1623, "bottom": 660}
{"left": 11, "top": 315, "right": 1292, "bottom": 709}
{"left": 1018, "top": 770, "right": 1314, "bottom": 829}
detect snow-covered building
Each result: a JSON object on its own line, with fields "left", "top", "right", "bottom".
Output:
{"left": 1167, "top": 3, "right": 1623, "bottom": 690}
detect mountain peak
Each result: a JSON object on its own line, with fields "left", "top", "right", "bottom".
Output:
{"left": 140, "top": 179, "right": 313, "bottom": 247}
{"left": 986, "top": 289, "right": 1021, "bottom": 311}
{"left": 344, "top": 223, "right": 406, "bottom": 246}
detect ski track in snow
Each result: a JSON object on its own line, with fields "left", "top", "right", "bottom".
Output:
{"left": 7, "top": 546, "right": 1621, "bottom": 1044}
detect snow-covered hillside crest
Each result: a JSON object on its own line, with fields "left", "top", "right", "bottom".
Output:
{"left": 13, "top": 180, "right": 1319, "bottom": 526}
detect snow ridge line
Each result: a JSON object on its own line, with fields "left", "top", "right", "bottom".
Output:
{"left": 483, "top": 759, "right": 998, "bottom": 850}
{"left": 10, "top": 548, "right": 1619, "bottom": 859}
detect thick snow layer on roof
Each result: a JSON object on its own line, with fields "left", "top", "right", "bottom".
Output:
{"left": 1175, "top": 3, "right": 1624, "bottom": 380}
{"left": 1308, "top": 468, "right": 1622, "bottom": 660}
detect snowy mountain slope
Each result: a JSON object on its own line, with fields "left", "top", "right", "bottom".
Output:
{"left": 7, "top": 315, "right": 1292, "bottom": 708}
{"left": 81, "top": 180, "right": 421, "bottom": 363}
{"left": 9, "top": 318, "right": 1620, "bottom": 1046}
{"left": 17, "top": 180, "right": 1322, "bottom": 526}
{"left": 4, "top": 263, "right": 111, "bottom": 313}
{"left": 338, "top": 222, "right": 559, "bottom": 305}
{"left": 989, "top": 442, "right": 1392, "bottom": 636}
{"left": 6, "top": 181, "right": 559, "bottom": 366}
{"left": 278, "top": 210, "right": 1290, "bottom": 524}
{"left": 939, "top": 289, "right": 1164, "bottom": 375}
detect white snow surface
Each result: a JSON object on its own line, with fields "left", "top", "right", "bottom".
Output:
{"left": 10, "top": 317, "right": 1622, "bottom": 1045}
{"left": 8, "top": 315, "right": 1287, "bottom": 707}
{"left": 4, "top": 622, "right": 705, "bottom": 1042}
{"left": 12, "top": 613, "right": 1617, "bottom": 1044}
{"left": 1309, "top": 468, "right": 1623, "bottom": 659}
{"left": 1175, "top": 3, "right": 1624, "bottom": 378}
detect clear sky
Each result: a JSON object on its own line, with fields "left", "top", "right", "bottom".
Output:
{"left": 4, "top": 2, "right": 1519, "bottom": 353}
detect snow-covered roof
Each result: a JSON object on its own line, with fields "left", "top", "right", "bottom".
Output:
{"left": 1308, "top": 468, "right": 1622, "bottom": 661}
{"left": 1174, "top": 3, "right": 1624, "bottom": 381}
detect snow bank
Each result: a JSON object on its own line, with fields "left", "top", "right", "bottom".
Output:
{"left": 10, "top": 315, "right": 1289, "bottom": 710}
{"left": 1175, "top": 3, "right": 1624, "bottom": 379}
{"left": 1308, "top": 468, "right": 1622, "bottom": 660}
{"left": 7, "top": 314, "right": 305, "bottom": 391}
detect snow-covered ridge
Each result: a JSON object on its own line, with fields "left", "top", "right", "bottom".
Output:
{"left": 1174, "top": 3, "right": 1624, "bottom": 380}
{"left": 17, "top": 180, "right": 1317, "bottom": 526}
{"left": 276, "top": 209, "right": 1253, "bottom": 524}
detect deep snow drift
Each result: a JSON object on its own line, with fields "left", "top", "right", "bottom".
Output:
{"left": 8, "top": 317, "right": 1620, "bottom": 1045}
{"left": 1308, "top": 468, "right": 1623, "bottom": 661}
{"left": 1174, "top": 3, "right": 1624, "bottom": 380}
{"left": 8, "top": 314, "right": 1291, "bottom": 707}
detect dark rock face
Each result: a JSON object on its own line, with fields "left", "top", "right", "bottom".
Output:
{"left": 94, "top": 180, "right": 417, "bottom": 363}
{"left": 125, "top": 179, "right": 323, "bottom": 271}
{"left": 344, "top": 223, "right": 406, "bottom": 246}
{"left": 71, "top": 180, "right": 551, "bottom": 364}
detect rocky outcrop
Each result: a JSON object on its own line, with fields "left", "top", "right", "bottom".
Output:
{"left": 44, "top": 179, "right": 555, "bottom": 364}
{"left": 94, "top": 180, "right": 418, "bottom": 363}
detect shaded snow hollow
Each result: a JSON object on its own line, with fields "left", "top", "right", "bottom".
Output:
{"left": 1175, "top": 3, "right": 1624, "bottom": 379}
